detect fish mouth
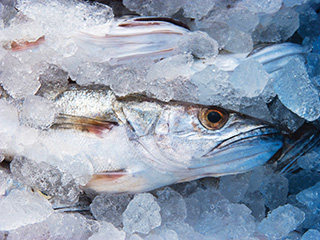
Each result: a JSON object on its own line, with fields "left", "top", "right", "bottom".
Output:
{"left": 197, "top": 127, "right": 284, "bottom": 175}
{"left": 204, "top": 126, "right": 282, "bottom": 157}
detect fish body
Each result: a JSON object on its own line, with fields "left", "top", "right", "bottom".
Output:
{"left": 4, "top": 17, "right": 307, "bottom": 74}
{"left": 46, "top": 86, "right": 284, "bottom": 193}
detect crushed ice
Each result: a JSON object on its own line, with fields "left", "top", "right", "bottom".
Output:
{"left": 0, "top": 0, "right": 320, "bottom": 239}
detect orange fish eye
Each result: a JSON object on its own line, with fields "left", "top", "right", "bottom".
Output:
{"left": 199, "top": 108, "right": 229, "bottom": 130}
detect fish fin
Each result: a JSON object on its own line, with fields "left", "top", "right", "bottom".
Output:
{"left": 82, "top": 170, "right": 147, "bottom": 194}
{"left": 247, "top": 43, "right": 307, "bottom": 73}
{"left": 51, "top": 114, "right": 118, "bottom": 135}
{"left": 271, "top": 124, "right": 320, "bottom": 174}
{"left": 4, "top": 35, "right": 46, "bottom": 51}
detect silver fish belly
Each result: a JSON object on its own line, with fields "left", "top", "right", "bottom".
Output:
{"left": 49, "top": 86, "right": 283, "bottom": 193}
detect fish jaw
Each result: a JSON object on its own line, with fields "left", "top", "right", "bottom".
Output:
{"left": 189, "top": 127, "right": 284, "bottom": 177}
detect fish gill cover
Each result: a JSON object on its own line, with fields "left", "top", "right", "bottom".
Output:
{"left": 0, "top": 0, "right": 320, "bottom": 239}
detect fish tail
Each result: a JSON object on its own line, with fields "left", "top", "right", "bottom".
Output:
{"left": 248, "top": 43, "right": 307, "bottom": 73}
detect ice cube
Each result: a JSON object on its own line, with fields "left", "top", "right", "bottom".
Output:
{"left": 296, "top": 181, "right": 320, "bottom": 213}
{"left": 20, "top": 95, "right": 57, "bottom": 129}
{"left": 252, "top": 7, "right": 299, "bottom": 43}
{"left": 268, "top": 97, "right": 305, "bottom": 133}
{"left": 226, "top": 8, "right": 259, "bottom": 34}
{"left": 37, "top": 64, "right": 69, "bottom": 97}
{"left": 90, "top": 193, "right": 132, "bottom": 228}
{"left": 224, "top": 29, "right": 253, "bottom": 53}
{"left": 46, "top": 213, "right": 94, "bottom": 240}
{"left": 283, "top": 0, "right": 308, "bottom": 7}
{"left": 314, "top": 35, "right": 320, "bottom": 54}
{"left": 239, "top": 97, "right": 273, "bottom": 123}
{"left": 177, "top": 31, "right": 219, "bottom": 59}
{"left": 89, "top": 222, "right": 126, "bottom": 240}
{"left": 122, "top": 193, "right": 161, "bottom": 234}
{"left": 239, "top": 0, "right": 282, "bottom": 14}
{"left": 190, "top": 64, "right": 239, "bottom": 109}
{"left": 195, "top": 200, "right": 256, "bottom": 239}
{"left": 274, "top": 58, "right": 320, "bottom": 121}
{"left": 259, "top": 173, "right": 289, "bottom": 210}
{"left": 10, "top": 156, "right": 80, "bottom": 204}
{"left": 154, "top": 187, "right": 187, "bottom": 226}
{"left": 219, "top": 173, "right": 250, "bottom": 203}
{"left": 258, "top": 204, "right": 305, "bottom": 239}
{"left": 297, "top": 148, "right": 320, "bottom": 171}
{"left": 0, "top": 189, "right": 53, "bottom": 231}
{"left": 288, "top": 170, "right": 320, "bottom": 195}
{"left": 301, "top": 229, "right": 320, "bottom": 240}
{"left": 297, "top": 7, "right": 320, "bottom": 41}
{"left": 0, "top": 100, "right": 19, "bottom": 135}
{"left": 182, "top": 0, "right": 216, "bottom": 20}
{"left": 230, "top": 59, "right": 271, "bottom": 98}
{"left": 7, "top": 221, "right": 50, "bottom": 240}
{"left": 306, "top": 53, "right": 320, "bottom": 78}
{"left": 123, "top": 0, "right": 184, "bottom": 17}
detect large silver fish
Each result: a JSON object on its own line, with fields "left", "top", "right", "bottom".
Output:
{"left": 1, "top": 17, "right": 315, "bottom": 195}
{"left": 47, "top": 85, "right": 283, "bottom": 193}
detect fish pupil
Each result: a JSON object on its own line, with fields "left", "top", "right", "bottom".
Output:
{"left": 207, "top": 111, "right": 222, "bottom": 123}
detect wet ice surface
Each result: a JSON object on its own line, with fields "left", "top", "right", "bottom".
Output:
{"left": 0, "top": 0, "right": 320, "bottom": 239}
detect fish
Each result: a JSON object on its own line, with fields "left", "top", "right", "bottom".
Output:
{"left": 0, "top": 17, "right": 314, "bottom": 195}
{"left": 3, "top": 16, "right": 307, "bottom": 73}
{"left": 40, "top": 85, "right": 283, "bottom": 194}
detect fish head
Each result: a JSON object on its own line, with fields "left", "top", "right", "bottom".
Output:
{"left": 120, "top": 101, "right": 284, "bottom": 179}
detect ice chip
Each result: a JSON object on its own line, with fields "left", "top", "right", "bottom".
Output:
{"left": 224, "top": 29, "right": 253, "bottom": 53}
{"left": 195, "top": 201, "right": 256, "bottom": 239}
{"left": 20, "top": 95, "right": 57, "bottom": 129}
{"left": 230, "top": 59, "right": 271, "bottom": 97}
{"left": 297, "top": 148, "right": 320, "bottom": 171}
{"left": 89, "top": 222, "right": 126, "bottom": 240}
{"left": 46, "top": 213, "right": 94, "bottom": 240}
{"left": 258, "top": 204, "right": 305, "bottom": 239}
{"left": 155, "top": 187, "right": 187, "bottom": 225}
{"left": 122, "top": 193, "right": 161, "bottom": 234}
{"left": 219, "top": 173, "right": 250, "bottom": 203}
{"left": 314, "top": 35, "right": 320, "bottom": 54}
{"left": 274, "top": 58, "right": 320, "bottom": 121}
{"left": 259, "top": 173, "right": 289, "bottom": 210}
{"left": 240, "top": 0, "right": 282, "bottom": 14}
{"left": 268, "top": 97, "right": 305, "bottom": 133}
{"left": 226, "top": 8, "right": 259, "bottom": 34}
{"left": 252, "top": 7, "right": 299, "bottom": 43}
{"left": 7, "top": 221, "right": 50, "bottom": 240}
{"left": 190, "top": 64, "right": 238, "bottom": 109}
{"left": 123, "top": 0, "right": 184, "bottom": 17}
{"left": 0, "top": 100, "right": 19, "bottom": 134}
{"left": 0, "top": 189, "right": 53, "bottom": 231}
{"left": 177, "top": 31, "right": 219, "bottom": 59}
{"left": 90, "top": 194, "right": 132, "bottom": 227}
{"left": 183, "top": 0, "right": 215, "bottom": 20}
{"left": 296, "top": 181, "right": 320, "bottom": 213}
{"left": 10, "top": 156, "right": 80, "bottom": 204}
{"left": 301, "top": 229, "right": 320, "bottom": 240}
{"left": 37, "top": 64, "right": 69, "bottom": 97}
{"left": 306, "top": 53, "right": 320, "bottom": 78}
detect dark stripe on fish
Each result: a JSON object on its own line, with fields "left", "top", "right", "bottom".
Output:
{"left": 134, "top": 17, "right": 190, "bottom": 30}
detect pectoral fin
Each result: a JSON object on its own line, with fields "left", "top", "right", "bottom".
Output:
{"left": 51, "top": 114, "right": 118, "bottom": 135}
{"left": 83, "top": 170, "right": 147, "bottom": 194}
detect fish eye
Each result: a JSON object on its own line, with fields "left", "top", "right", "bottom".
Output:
{"left": 199, "top": 108, "right": 228, "bottom": 130}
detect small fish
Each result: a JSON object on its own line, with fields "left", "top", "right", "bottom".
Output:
{"left": 46, "top": 85, "right": 284, "bottom": 193}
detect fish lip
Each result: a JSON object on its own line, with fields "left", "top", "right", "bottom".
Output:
{"left": 203, "top": 126, "right": 283, "bottom": 157}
